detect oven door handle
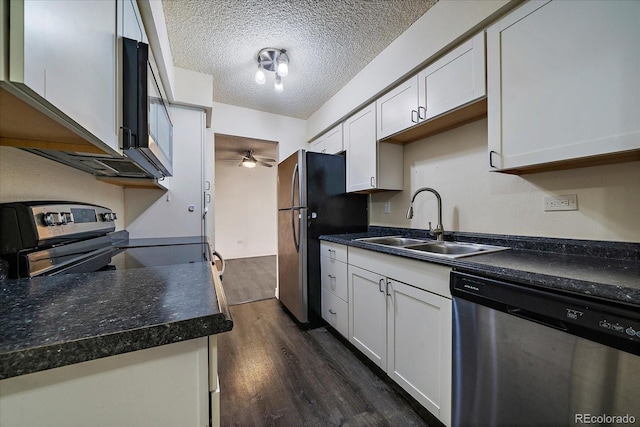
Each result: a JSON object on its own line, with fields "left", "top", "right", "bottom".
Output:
{"left": 211, "top": 250, "right": 225, "bottom": 279}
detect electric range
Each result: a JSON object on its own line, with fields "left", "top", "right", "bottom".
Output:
{"left": 0, "top": 201, "right": 220, "bottom": 280}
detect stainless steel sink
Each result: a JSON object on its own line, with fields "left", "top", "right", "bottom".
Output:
{"left": 403, "top": 241, "right": 507, "bottom": 257}
{"left": 355, "top": 236, "right": 430, "bottom": 246}
{"left": 356, "top": 236, "right": 509, "bottom": 259}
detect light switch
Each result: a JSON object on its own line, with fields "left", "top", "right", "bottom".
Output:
{"left": 384, "top": 202, "right": 391, "bottom": 214}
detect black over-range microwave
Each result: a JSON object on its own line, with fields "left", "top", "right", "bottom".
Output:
{"left": 122, "top": 37, "right": 173, "bottom": 178}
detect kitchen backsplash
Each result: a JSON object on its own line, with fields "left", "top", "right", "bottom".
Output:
{"left": 0, "top": 147, "right": 125, "bottom": 230}
{"left": 370, "top": 119, "right": 640, "bottom": 243}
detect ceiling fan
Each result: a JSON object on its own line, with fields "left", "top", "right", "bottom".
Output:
{"left": 238, "top": 150, "right": 276, "bottom": 168}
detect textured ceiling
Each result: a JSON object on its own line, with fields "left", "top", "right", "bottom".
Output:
{"left": 161, "top": 0, "right": 438, "bottom": 120}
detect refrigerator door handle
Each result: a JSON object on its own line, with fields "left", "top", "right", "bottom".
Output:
{"left": 290, "top": 163, "right": 299, "bottom": 210}
{"left": 291, "top": 163, "right": 300, "bottom": 252}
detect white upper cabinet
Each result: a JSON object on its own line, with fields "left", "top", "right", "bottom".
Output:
{"left": 120, "top": 0, "right": 147, "bottom": 43}
{"left": 376, "top": 32, "right": 486, "bottom": 141}
{"left": 324, "top": 123, "right": 344, "bottom": 154}
{"left": 376, "top": 76, "right": 420, "bottom": 140}
{"left": 9, "top": 0, "right": 119, "bottom": 152}
{"left": 487, "top": 0, "right": 640, "bottom": 173}
{"left": 309, "top": 123, "right": 343, "bottom": 154}
{"left": 418, "top": 32, "right": 485, "bottom": 122}
{"left": 345, "top": 102, "right": 403, "bottom": 193}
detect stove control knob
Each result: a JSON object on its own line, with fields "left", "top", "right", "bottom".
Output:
{"left": 101, "top": 212, "right": 116, "bottom": 222}
{"left": 44, "top": 212, "right": 65, "bottom": 226}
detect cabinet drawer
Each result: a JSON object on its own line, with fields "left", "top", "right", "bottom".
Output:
{"left": 320, "top": 241, "right": 347, "bottom": 263}
{"left": 320, "top": 256, "right": 348, "bottom": 302}
{"left": 321, "top": 289, "right": 349, "bottom": 338}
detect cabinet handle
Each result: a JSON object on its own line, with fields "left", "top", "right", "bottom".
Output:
{"left": 411, "top": 110, "right": 418, "bottom": 123}
{"left": 327, "top": 249, "right": 336, "bottom": 259}
{"left": 328, "top": 309, "right": 336, "bottom": 315}
{"left": 489, "top": 150, "right": 499, "bottom": 169}
{"left": 205, "top": 194, "right": 211, "bottom": 203}
{"left": 378, "top": 279, "right": 385, "bottom": 293}
{"left": 121, "top": 127, "right": 133, "bottom": 150}
{"left": 386, "top": 280, "right": 391, "bottom": 296}
{"left": 328, "top": 274, "right": 336, "bottom": 279}
{"left": 418, "top": 106, "right": 426, "bottom": 120}
{"left": 205, "top": 181, "right": 211, "bottom": 191}
{"left": 370, "top": 176, "right": 376, "bottom": 188}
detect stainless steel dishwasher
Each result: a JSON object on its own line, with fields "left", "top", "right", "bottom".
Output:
{"left": 451, "top": 271, "right": 640, "bottom": 427}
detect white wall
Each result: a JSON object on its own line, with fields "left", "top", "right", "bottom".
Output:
{"left": 370, "top": 120, "right": 640, "bottom": 242}
{"left": 0, "top": 147, "right": 125, "bottom": 230}
{"left": 306, "top": 0, "right": 514, "bottom": 141}
{"left": 212, "top": 102, "right": 307, "bottom": 162}
{"left": 125, "top": 106, "right": 208, "bottom": 238}
{"left": 214, "top": 161, "right": 277, "bottom": 259}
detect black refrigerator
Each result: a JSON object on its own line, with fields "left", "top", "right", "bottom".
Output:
{"left": 277, "top": 150, "right": 368, "bottom": 324}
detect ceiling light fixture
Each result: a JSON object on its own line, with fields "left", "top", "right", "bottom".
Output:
{"left": 241, "top": 157, "right": 257, "bottom": 168}
{"left": 255, "top": 48, "right": 289, "bottom": 92}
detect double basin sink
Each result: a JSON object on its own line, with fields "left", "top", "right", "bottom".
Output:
{"left": 355, "top": 236, "right": 509, "bottom": 259}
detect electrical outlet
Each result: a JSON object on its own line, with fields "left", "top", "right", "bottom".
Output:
{"left": 544, "top": 194, "right": 578, "bottom": 211}
{"left": 384, "top": 202, "right": 391, "bottom": 214}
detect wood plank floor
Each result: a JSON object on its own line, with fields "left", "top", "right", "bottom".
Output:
{"left": 222, "top": 256, "right": 277, "bottom": 306}
{"left": 218, "top": 298, "right": 433, "bottom": 426}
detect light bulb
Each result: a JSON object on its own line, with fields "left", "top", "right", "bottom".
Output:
{"left": 277, "top": 51, "right": 289, "bottom": 76}
{"left": 242, "top": 158, "right": 256, "bottom": 168}
{"left": 277, "top": 62, "right": 288, "bottom": 77}
{"left": 274, "top": 74, "right": 283, "bottom": 92}
{"left": 255, "top": 67, "right": 266, "bottom": 85}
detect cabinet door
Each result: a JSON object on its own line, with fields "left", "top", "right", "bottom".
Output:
{"left": 487, "top": 0, "right": 640, "bottom": 171}
{"left": 376, "top": 76, "right": 419, "bottom": 140}
{"left": 309, "top": 134, "right": 326, "bottom": 153}
{"left": 387, "top": 279, "right": 452, "bottom": 425}
{"left": 120, "top": 0, "right": 146, "bottom": 43}
{"left": 324, "top": 123, "right": 344, "bottom": 154}
{"left": 320, "top": 256, "right": 348, "bottom": 302}
{"left": 348, "top": 265, "right": 387, "bottom": 370}
{"left": 418, "top": 32, "right": 485, "bottom": 122}
{"left": 344, "top": 103, "right": 377, "bottom": 192}
{"left": 10, "top": 0, "right": 48, "bottom": 96}
{"left": 321, "top": 289, "right": 349, "bottom": 338}
{"left": 44, "top": 1, "right": 118, "bottom": 151}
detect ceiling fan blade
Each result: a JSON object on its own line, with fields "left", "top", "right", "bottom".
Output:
{"left": 256, "top": 160, "right": 273, "bottom": 167}
{"left": 254, "top": 156, "right": 276, "bottom": 162}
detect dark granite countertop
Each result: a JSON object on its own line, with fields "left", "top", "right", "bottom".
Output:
{"left": 321, "top": 227, "right": 640, "bottom": 307}
{"left": 0, "top": 237, "right": 233, "bottom": 380}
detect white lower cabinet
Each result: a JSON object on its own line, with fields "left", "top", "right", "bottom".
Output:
{"left": 320, "top": 242, "right": 349, "bottom": 337}
{"left": 387, "top": 278, "right": 451, "bottom": 424}
{"left": 347, "top": 247, "right": 452, "bottom": 426}
{"left": 349, "top": 265, "right": 388, "bottom": 368}
{"left": 0, "top": 337, "right": 217, "bottom": 427}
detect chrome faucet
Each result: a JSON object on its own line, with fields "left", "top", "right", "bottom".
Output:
{"left": 406, "top": 187, "right": 445, "bottom": 241}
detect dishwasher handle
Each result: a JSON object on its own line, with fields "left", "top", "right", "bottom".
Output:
{"left": 507, "top": 306, "right": 568, "bottom": 332}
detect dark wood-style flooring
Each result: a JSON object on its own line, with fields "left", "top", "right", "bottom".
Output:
{"left": 222, "top": 256, "right": 277, "bottom": 306}
{"left": 218, "top": 298, "right": 431, "bottom": 426}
